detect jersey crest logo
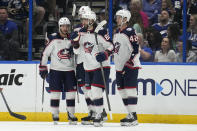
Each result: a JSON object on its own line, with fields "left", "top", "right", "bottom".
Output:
{"left": 114, "top": 42, "right": 121, "bottom": 54}
{"left": 57, "top": 48, "right": 71, "bottom": 59}
{"left": 84, "top": 42, "right": 94, "bottom": 53}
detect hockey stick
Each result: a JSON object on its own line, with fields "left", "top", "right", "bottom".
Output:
{"left": 94, "top": 20, "right": 113, "bottom": 120}
{"left": 71, "top": 3, "right": 76, "bottom": 31}
{"left": 41, "top": 77, "right": 45, "bottom": 112}
{"left": 71, "top": 3, "right": 80, "bottom": 103}
{"left": 0, "top": 91, "right": 26, "bottom": 120}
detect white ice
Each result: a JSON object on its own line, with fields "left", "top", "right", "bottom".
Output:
{"left": 0, "top": 122, "right": 197, "bottom": 131}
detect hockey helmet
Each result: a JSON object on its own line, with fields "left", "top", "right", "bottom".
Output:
{"left": 58, "top": 17, "right": 70, "bottom": 28}
{"left": 78, "top": 6, "right": 91, "bottom": 18}
{"left": 115, "top": 9, "right": 131, "bottom": 22}
{"left": 81, "top": 11, "right": 96, "bottom": 21}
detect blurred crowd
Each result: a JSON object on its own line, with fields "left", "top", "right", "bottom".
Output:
{"left": 114, "top": 0, "right": 197, "bottom": 62}
{"left": 0, "top": 0, "right": 196, "bottom": 62}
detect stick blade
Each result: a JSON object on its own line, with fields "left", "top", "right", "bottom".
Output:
{"left": 95, "top": 20, "right": 107, "bottom": 33}
{"left": 72, "top": 4, "right": 76, "bottom": 17}
{"left": 10, "top": 112, "right": 27, "bottom": 120}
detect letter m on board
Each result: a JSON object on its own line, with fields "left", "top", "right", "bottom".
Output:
{"left": 137, "top": 78, "right": 155, "bottom": 95}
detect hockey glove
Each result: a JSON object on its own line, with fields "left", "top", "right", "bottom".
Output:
{"left": 70, "top": 31, "right": 80, "bottom": 49}
{"left": 96, "top": 51, "right": 109, "bottom": 62}
{"left": 39, "top": 65, "right": 48, "bottom": 79}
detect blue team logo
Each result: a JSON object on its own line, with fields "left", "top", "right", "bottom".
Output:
{"left": 84, "top": 42, "right": 94, "bottom": 53}
{"left": 57, "top": 48, "right": 71, "bottom": 59}
{"left": 114, "top": 42, "right": 121, "bottom": 54}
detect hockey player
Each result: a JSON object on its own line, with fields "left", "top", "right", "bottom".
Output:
{"left": 39, "top": 17, "right": 78, "bottom": 125}
{"left": 113, "top": 9, "right": 141, "bottom": 126}
{"left": 71, "top": 11, "right": 114, "bottom": 127}
{"left": 72, "top": 6, "right": 95, "bottom": 125}
{"left": 74, "top": 6, "right": 91, "bottom": 32}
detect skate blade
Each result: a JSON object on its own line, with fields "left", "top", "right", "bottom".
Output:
{"left": 69, "top": 121, "right": 77, "bottom": 125}
{"left": 81, "top": 121, "right": 93, "bottom": 125}
{"left": 121, "top": 121, "right": 138, "bottom": 126}
{"left": 93, "top": 122, "right": 103, "bottom": 127}
{"left": 94, "top": 123, "right": 103, "bottom": 127}
{"left": 53, "top": 121, "right": 58, "bottom": 125}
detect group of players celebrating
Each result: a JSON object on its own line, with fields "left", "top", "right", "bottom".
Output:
{"left": 39, "top": 5, "right": 141, "bottom": 127}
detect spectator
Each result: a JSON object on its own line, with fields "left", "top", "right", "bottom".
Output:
{"left": 167, "top": 23, "right": 181, "bottom": 51}
{"left": 142, "top": 0, "right": 161, "bottom": 25}
{"left": 176, "top": 40, "right": 197, "bottom": 62}
{"left": 0, "top": 0, "right": 9, "bottom": 7}
{"left": 138, "top": 33, "right": 153, "bottom": 62}
{"left": 187, "top": 14, "right": 197, "bottom": 53}
{"left": 152, "top": 10, "right": 171, "bottom": 38}
{"left": 129, "top": 3, "right": 143, "bottom": 34}
{"left": 154, "top": 37, "right": 176, "bottom": 62}
{"left": 0, "top": 7, "right": 19, "bottom": 60}
{"left": 129, "top": 0, "right": 149, "bottom": 31}
{"left": 173, "top": 0, "right": 196, "bottom": 28}
{"left": 98, "top": 9, "right": 108, "bottom": 22}
{"left": 187, "top": 0, "right": 197, "bottom": 15}
{"left": 8, "top": 0, "right": 29, "bottom": 21}
{"left": 161, "top": 0, "right": 174, "bottom": 22}
{"left": 47, "top": 0, "right": 56, "bottom": 21}
{"left": 145, "top": 27, "right": 162, "bottom": 51}
{"left": 7, "top": 0, "right": 29, "bottom": 47}
{"left": 116, "top": 0, "right": 130, "bottom": 10}
{"left": 172, "top": 0, "right": 182, "bottom": 27}
{"left": 33, "top": 0, "right": 45, "bottom": 34}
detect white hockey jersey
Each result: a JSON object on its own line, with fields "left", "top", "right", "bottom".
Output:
{"left": 41, "top": 33, "right": 74, "bottom": 71}
{"left": 73, "top": 24, "right": 84, "bottom": 64}
{"left": 113, "top": 27, "right": 141, "bottom": 71}
{"left": 74, "top": 27, "right": 114, "bottom": 71}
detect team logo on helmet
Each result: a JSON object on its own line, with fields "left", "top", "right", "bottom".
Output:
{"left": 84, "top": 42, "right": 94, "bottom": 53}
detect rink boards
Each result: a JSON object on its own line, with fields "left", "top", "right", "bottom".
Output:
{"left": 0, "top": 62, "right": 197, "bottom": 124}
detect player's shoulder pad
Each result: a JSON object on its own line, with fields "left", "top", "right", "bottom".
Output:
{"left": 98, "top": 28, "right": 111, "bottom": 41}
{"left": 98, "top": 28, "right": 107, "bottom": 36}
{"left": 74, "top": 23, "right": 82, "bottom": 29}
{"left": 79, "top": 27, "right": 87, "bottom": 33}
{"left": 123, "top": 27, "right": 136, "bottom": 37}
{"left": 48, "top": 33, "right": 58, "bottom": 41}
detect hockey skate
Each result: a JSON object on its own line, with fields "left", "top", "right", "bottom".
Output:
{"left": 101, "top": 109, "right": 108, "bottom": 122}
{"left": 93, "top": 113, "right": 103, "bottom": 127}
{"left": 81, "top": 110, "right": 94, "bottom": 125}
{"left": 52, "top": 114, "right": 59, "bottom": 125}
{"left": 120, "top": 112, "right": 138, "bottom": 126}
{"left": 67, "top": 112, "right": 78, "bottom": 125}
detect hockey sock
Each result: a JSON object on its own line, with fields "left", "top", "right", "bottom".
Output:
{"left": 66, "top": 91, "right": 76, "bottom": 114}
{"left": 50, "top": 92, "right": 61, "bottom": 115}
{"left": 125, "top": 88, "right": 138, "bottom": 113}
{"left": 118, "top": 89, "right": 130, "bottom": 112}
{"left": 82, "top": 86, "right": 94, "bottom": 112}
{"left": 91, "top": 86, "right": 103, "bottom": 114}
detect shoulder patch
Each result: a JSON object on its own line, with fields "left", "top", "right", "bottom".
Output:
{"left": 126, "top": 28, "right": 132, "bottom": 31}
{"left": 51, "top": 33, "right": 57, "bottom": 36}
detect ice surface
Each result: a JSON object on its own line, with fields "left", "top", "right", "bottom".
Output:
{"left": 0, "top": 122, "right": 197, "bottom": 131}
